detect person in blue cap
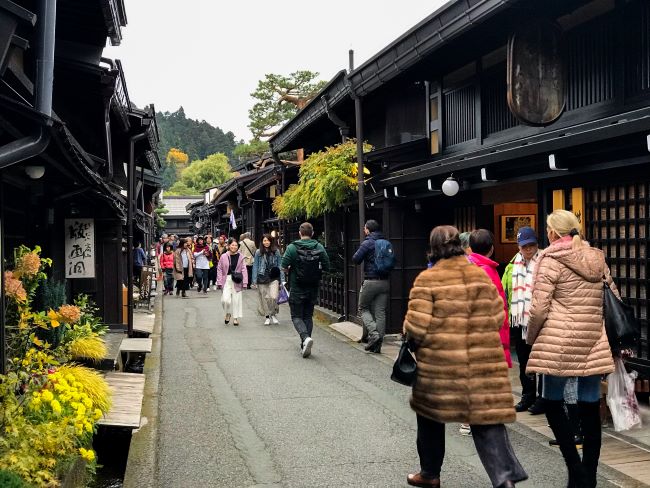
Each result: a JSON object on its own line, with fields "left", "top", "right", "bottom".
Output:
{"left": 502, "top": 226, "right": 543, "bottom": 414}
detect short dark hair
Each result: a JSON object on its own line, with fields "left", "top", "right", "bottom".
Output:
{"left": 226, "top": 237, "right": 239, "bottom": 248}
{"left": 428, "top": 225, "right": 465, "bottom": 265}
{"left": 364, "top": 219, "right": 380, "bottom": 233}
{"left": 163, "top": 243, "right": 173, "bottom": 251}
{"left": 469, "top": 229, "right": 494, "bottom": 256}
{"left": 299, "top": 222, "right": 314, "bottom": 237}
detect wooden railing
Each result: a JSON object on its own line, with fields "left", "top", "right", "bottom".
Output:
{"left": 318, "top": 274, "right": 344, "bottom": 316}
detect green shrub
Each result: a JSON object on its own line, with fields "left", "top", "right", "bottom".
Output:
{"left": 0, "top": 469, "right": 30, "bottom": 487}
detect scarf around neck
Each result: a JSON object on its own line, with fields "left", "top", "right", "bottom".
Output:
{"left": 510, "top": 251, "right": 539, "bottom": 337}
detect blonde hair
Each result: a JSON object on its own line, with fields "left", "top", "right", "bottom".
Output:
{"left": 547, "top": 209, "right": 582, "bottom": 250}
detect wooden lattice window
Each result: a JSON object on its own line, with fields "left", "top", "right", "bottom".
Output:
{"left": 586, "top": 182, "right": 649, "bottom": 359}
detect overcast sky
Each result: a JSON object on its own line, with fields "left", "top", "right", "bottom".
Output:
{"left": 105, "top": 1, "right": 447, "bottom": 142}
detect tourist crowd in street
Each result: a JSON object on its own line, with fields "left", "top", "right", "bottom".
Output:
{"left": 150, "top": 208, "right": 631, "bottom": 488}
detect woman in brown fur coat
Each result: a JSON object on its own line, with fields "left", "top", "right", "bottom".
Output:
{"left": 403, "top": 226, "right": 527, "bottom": 488}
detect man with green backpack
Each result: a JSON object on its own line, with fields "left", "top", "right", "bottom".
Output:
{"left": 352, "top": 220, "right": 395, "bottom": 354}
{"left": 282, "top": 222, "right": 330, "bottom": 358}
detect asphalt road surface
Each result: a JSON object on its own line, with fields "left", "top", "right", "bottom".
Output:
{"left": 156, "top": 287, "right": 622, "bottom": 488}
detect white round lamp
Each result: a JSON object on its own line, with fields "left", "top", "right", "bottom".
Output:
{"left": 441, "top": 176, "right": 459, "bottom": 197}
{"left": 25, "top": 165, "right": 45, "bottom": 179}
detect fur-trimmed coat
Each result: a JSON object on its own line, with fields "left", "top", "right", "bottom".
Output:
{"left": 403, "top": 255, "right": 516, "bottom": 425}
{"left": 526, "top": 236, "right": 615, "bottom": 377}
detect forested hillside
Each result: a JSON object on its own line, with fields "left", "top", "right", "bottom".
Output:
{"left": 156, "top": 107, "right": 237, "bottom": 163}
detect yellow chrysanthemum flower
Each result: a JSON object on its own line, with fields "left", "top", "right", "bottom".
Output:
{"left": 50, "top": 399, "right": 62, "bottom": 414}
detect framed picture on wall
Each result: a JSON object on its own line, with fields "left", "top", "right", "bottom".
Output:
{"left": 501, "top": 215, "right": 536, "bottom": 243}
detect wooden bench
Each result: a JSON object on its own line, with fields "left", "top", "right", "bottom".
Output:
{"left": 118, "top": 338, "right": 152, "bottom": 371}
{"left": 98, "top": 372, "right": 146, "bottom": 429}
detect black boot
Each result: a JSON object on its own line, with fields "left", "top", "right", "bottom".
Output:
{"left": 545, "top": 399, "right": 586, "bottom": 488}
{"left": 578, "top": 401, "right": 601, "bottom": 488}
{"left": 515, "top": 394, "right": 535, "bottom": 412}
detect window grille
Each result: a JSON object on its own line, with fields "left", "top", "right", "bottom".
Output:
{"left": 586, "top": 182, "right": 649, "bottom": 359}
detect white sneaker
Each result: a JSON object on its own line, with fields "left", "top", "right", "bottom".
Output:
{"left": 212, "top": 285, "right": 216, "bottom": 291}
{"left": 271, "top": 315, "right": 279, "bottom": 325}
{"left": 459, "top": 424, "right": 472, "bottom": 436}
{"left": 301, "top": 337, "right": 313, "bottom": 358}
{"left": 264, "top": 317, "right": 271, "bottom": 326}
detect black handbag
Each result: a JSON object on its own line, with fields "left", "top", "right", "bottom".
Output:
{"left": 391, "top": 337, "right": 417, "bottom": 386}
{"left": 603, "top": 281, "right": 640, "bottom": 352}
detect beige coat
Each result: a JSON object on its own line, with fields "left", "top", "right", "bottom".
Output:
{"left": 239, "top": 238, "right": 257, "bottom": 266}
{"left": 404, "top": 255, "right": 516, "bottom": 425}
{"left": 526, "top": 236, "right": 615, "bottom": 377}
{"left": 173, "top": 248, "right": 194, "bottom": 280}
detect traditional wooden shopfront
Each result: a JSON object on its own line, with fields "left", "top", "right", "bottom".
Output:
{"left": 269, "top": 0, "right": 650, "bottom": 369}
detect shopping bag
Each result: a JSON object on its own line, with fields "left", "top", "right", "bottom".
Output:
{"left": 277, "top": 283, "right": 289, "bottom": 304}
{"left": 606, "top": 358, "right": 642, "bottom": 432}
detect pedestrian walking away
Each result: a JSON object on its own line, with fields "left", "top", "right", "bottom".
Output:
{"left": 526, "top": 209, "right": 617, "bottom": 488}
{"left": 352, "top": 219, "right": 395, "bottom": 354}
{"left": 468, "top": 229, "right": 512, "bottom": 368}
{"left": 193, "top": 236, "right": 211, "bottom": 294}
{"left": 133, "top": 242, "right": 147, "bottom": 287}
{"left": 173, "top": 239, "right": 193, "bottom": 298}
{"left": 281, "top": 222, "right": 330, "bottom": 358}
{"left": 502, "top": 226, "right": 544, "bottom": 414}
{"left": 217, "top": 237, "right": 248, "bottom": 326}
{"left": 159, "top": 243, "right": 175, "bottom": 295}
{"left": 403, "top": 225, "right": 527, "bottom": 488}
{"left": 252, "top": 233, "right": 285, "bottom": 325}
{"left": 239, "top": 232, "right": 257, "bottom": 290}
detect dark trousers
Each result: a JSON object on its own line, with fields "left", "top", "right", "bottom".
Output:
{"left": 515, "top": 332, "right": 541, "bottom": 399}
{"left": 246, "top": 265, "right": 253, "bottom": 288}
{"left": 195, "top": 268, "right": 209, "bottom": 291}
{"left": 289, "top": 297, "right": 315, "bottom": 343}
{"left": 416, "top": 415, "right": 527, "bottom": 487}
{"left": 134, "top": 265, "right": 143, "bottom": 286}
{"left": 208, "top": 267, "right": 217, "bottom": 286}
{"left": 176, "top": 268, "right": 190, "bottom": 293}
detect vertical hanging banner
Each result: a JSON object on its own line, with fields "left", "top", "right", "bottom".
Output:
{"left": 65, "top": 218, "right": 95, "bottom": 278}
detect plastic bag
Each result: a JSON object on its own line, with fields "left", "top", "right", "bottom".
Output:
{"left": 606, "top": 358, "right": 642, "bottom": 432}
{"left": 277, "top": 283, "right": 289, "bottom": 305}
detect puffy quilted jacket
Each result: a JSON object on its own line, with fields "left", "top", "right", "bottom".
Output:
{"left": 526, "top": 236, "right": 616, "bottom": 377}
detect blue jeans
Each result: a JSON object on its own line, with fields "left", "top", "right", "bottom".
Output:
{"left": 542, "top": 375, "right": 601, "bottom": 403}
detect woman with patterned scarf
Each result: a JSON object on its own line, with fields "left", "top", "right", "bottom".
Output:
{"left": 502, "top": 226, "right": 542, "bottom": 414}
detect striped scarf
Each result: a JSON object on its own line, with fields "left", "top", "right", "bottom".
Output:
{"left": 510, "top": 251, "right": 538, "bottom": 338}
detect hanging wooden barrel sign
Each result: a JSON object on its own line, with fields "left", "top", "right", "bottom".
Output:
{"left": 507, "top": 19, "right": 565, "bottom": 126}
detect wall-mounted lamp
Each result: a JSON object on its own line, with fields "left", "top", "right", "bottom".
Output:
{"left": 271, "top": 230, "right": 277, "bottom": 238}
{"left": 441, "top": 176, "right": 459, "bottom": 196}
{"left": 646, "top": 134, "right": 650, "bottom": 152}
{"left": 383, "top": 188, "right": 389, "bottom": 199}
{"left": 393, "top": 187, "right": 399, "bottom": 197}
{"left": 549, "top": 154, "right": 567, "bottom": 171}
{"left": 25, "top": 165, "right": 45, "bottom": 179}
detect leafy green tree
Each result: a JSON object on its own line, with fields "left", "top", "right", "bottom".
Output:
{"left": 248, "top": 71, "right": 327, "bottom": 140}
{"left": 166, "top": 153, "right": 234, "bottom": 195}
{"left": 272, "top": 140, "right": 371, "bottom": 219}
{"left": 233, "top": 139, "right": 270, "bottom": 160}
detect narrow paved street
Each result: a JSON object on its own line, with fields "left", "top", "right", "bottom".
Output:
{"left": 156, "top": 288, "right": 618, "bottom": 488}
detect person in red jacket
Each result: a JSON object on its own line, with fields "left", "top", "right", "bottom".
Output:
{"left": 468, "top": 229, "right": 511, "bottom": 366}
{"left": 159, "top": 243, "right": 175, "bottom": 295}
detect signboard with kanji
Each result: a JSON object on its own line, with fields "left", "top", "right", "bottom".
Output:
{"left": 65, "top": 218, "right": 95, "bottom": 278}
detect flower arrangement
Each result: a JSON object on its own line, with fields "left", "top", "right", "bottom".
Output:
{"left": 0, "top": 246, "right": 112, "bottom": 487}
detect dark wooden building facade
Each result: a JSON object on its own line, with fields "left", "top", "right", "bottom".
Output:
{"left": 0, "top": 0, "right": 161, "bottom": 371}
{"left": 269, "top": 0, "right": 650, "bottom": 368}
